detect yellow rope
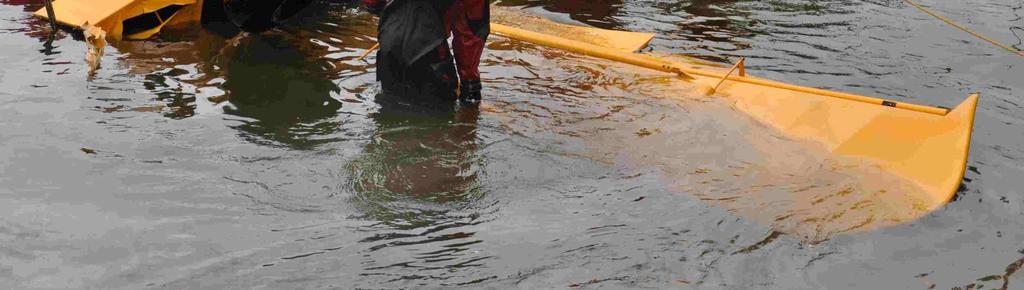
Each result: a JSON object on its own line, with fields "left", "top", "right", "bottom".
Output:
{"left": 903, "top": 0, "right": 1024, "bottom": 57}
{"left": 357, "top": 43, "right": 379, "bottom": 62}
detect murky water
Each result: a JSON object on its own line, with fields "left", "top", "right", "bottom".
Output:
{"left": 2, "top": 0, "right": 1022, "bottom": 289}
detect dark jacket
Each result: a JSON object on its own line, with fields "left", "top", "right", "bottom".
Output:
{"left": 370, "top": 0, "right": 459, "bottom": 103}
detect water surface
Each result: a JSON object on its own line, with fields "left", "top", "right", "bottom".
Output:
{"left": 1, "top": 0, "right": 1022, "bottom": 289}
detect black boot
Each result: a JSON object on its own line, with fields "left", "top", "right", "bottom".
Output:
{"left": 459, "top": 80, "right": 482, "bottom": 107}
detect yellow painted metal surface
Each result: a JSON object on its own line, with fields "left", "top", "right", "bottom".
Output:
{"left": 162, "top": 0, "right": 203, "bottom": 30}
{"left": 33, "top": 0, "right": 200, "bottom": 40}
{"left": 491, "top": 22, "right": 978, "bottom": 208}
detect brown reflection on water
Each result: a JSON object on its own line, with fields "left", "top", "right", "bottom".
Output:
{"left": 349, "top": 102, "right": 483, "bottom": 226}
{"left": 497, "top": 0, "right": 624, "bottom": 28}
{"left": 92, "top": 3, "right": 374, "bottom": 148}
{"left": 345, "top": 102, "right": 492, "bottom": 285}
{"left": 218, "top": 33, "right": 344, "bottom": 148}
{"left": 664, "top": 0, "right": 755, "bottom": 46}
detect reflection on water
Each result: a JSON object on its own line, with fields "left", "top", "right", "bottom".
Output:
{"left": 497, "top": 0, "right": 625, "bottom": 27}
{"left": 350, "top": 102, "right": 483, "bottom": 226}
{"left": 346, "top": 102, "right": 497, "bottom": 285}
{"left": 219, "top": 34, "right": 344, "bottom": 148}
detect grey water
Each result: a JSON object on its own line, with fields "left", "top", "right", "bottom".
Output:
{"left": 1, "top": 0, "right": 1022, "bottom": 289}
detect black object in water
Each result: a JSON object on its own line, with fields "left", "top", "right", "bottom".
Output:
{"left": 222, "top": 0, "right": 314, "bottom": 32}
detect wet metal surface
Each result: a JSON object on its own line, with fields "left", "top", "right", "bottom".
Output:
{"left": 1, "top": 0, "right": 1022, "bottom": 289}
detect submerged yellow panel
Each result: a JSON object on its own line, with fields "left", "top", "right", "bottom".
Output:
{"left": 711, "top": 74, "right": 978, "bottom": 206}
{"left": 34, "top": 0, "right": 199, "bottom": 40}
{"left": 832, "top": 94, "right": 977, "bottom": 205}
{"left": 491, "top": 23, "right": 978, "bottom": 213}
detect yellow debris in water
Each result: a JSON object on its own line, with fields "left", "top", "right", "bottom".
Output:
{"left": 33, "top": 0, "right": 203, "bottom": 40}
{"left": 489, "top": 14, "right": 978, "bottom": 239}
{"left": 82, "top": 22, "right": 106, "bottom": 77}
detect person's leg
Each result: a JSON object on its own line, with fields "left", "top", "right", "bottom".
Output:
{"left": 449, "top": 0, "right": 489, "bottom": 105}
{"left": 406, "top": 44, "right": 458, "bottom": 108}
{"left": 377, "top": 0, "right": 457, "bottom": 106}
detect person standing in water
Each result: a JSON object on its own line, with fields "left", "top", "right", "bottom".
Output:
{"left": 363, "top": 0, "right": 490, "bottom": 107}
